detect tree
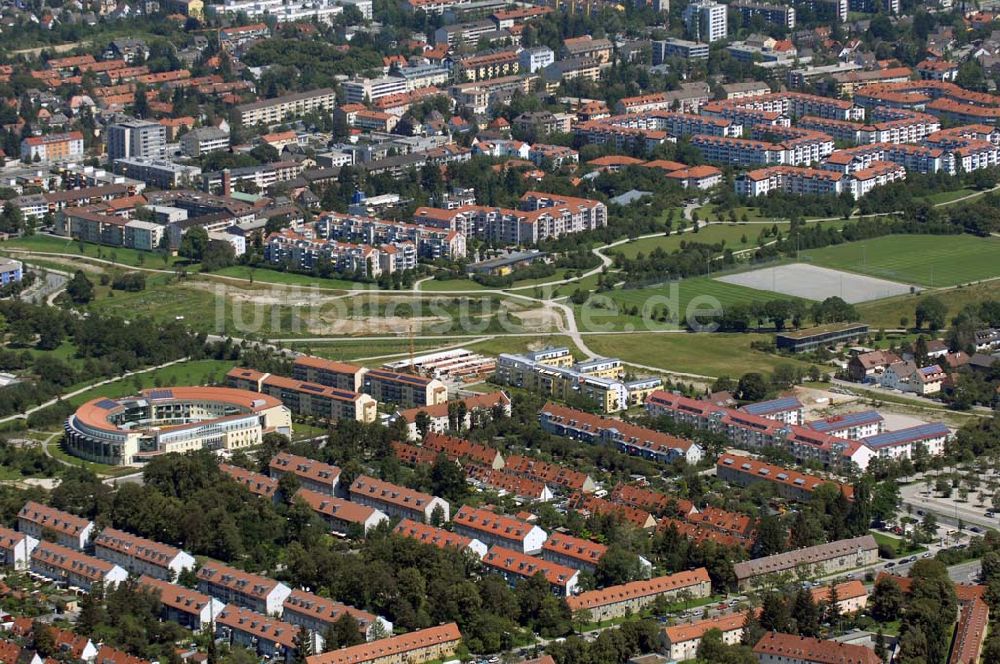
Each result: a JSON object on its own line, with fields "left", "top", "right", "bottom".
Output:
{"left": 752, "top": 514, "right": 786, "bottom": 557}
{"left": 293, "top": 625, "right": 313, "bottom": 664}
{"left": 791, "top": 588, "right": 820, "bottom": 636}
{"left": 915, "top": 296, "right": 947, "bottom": 331}
{"left": 870, "top": 576, "right": 904, "bottom": 621}
{"left": 429, "top": 454, "right": 467, "bottom": 503}
{"left": 414, "top": 411, "right": 431, "bottom": 439}
{"left": 32, "top": 621, "right": 56, "bottom": 658}
{"left": 66, "top": 270, "right": 94, "bottom": 304}
{"left": 201, "top": 240, "right": 236, "bottom": 272}
{"left": 594, "top": 546, "right": 643, "bottom": 587}
{"left": 736, "top": 372, "right": 769, "bottom": 401}
{"left": 759, "top": 593, "right": 791, "bottom": 632}
{"left": 179, "top": 227, "right": 210, "bottom": 261}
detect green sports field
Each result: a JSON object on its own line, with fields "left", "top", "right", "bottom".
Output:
{"left": 798, "top": 235, "right": 1000, "bottom": 288}
{"left": 610, "top": 223, "right": 786, "bottom": 259}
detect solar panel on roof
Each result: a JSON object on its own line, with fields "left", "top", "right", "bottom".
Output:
{"left": 299, "top": 383, "right": 325, "bottom": 392}
{"left": 95, "top": 398, "right": 120, "bottom": 410}
{"left": 743, "top": 396, "right": 801, "bottom": 414}
{"left": 863, "top": 423, "right": 950, "bottom": 448}
{"left": 148, "top": 389, "right": 174, "bottom": 400}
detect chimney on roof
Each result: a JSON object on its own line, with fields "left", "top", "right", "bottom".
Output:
{"left": 222, "top": 168, "right": 232, "bottom": 196}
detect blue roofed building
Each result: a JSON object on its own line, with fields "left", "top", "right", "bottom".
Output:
{"left": 741, "top": 395, "right": 804, "bottom": 425}
{"left": 806, "top": 410, "right": 885, "bottom": 440}
{"left": 862, "top": 422, "right": 951, "bottom": 459}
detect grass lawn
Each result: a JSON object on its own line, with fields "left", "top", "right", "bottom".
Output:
{"left": 2, "top": 234, "right": 191, "bottom": 269}
{"left": 419, "top": 278, "right": 492, "bottom": 292}
{"left": 609, "top": 223, "right": 788, "bottom": 259}
{"left": 66, "top": 359, "right": 238, "bottom": 407}
{"left": 583, "top": 333, "right": 816, "bottom": 378}
{"left": 212, "top": 265, "right": 359, "bottom": 291}
{"left": 922, "top": 188, "right": 977, "bottom": 204}
{"left": 871, "top": 531, "right": 927, "bottom": 558}
{"left": 49, "top": 439, "right": 136, "bottom": 477}
{"left": 798, "top": 235, "right": 1000, "bottom": 287}
{"left": 291, "top": 338, "right": 456, "bottom": 361}
{"left": 856, "top": 281, "right": 1000, "bottom": 330}
{"left": 579, "top": 276, "right": 805, "bottom": 333}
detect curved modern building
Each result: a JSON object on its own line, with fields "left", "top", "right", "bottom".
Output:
{"left": 65, "top": 387, "right": 292, "bottom": 465}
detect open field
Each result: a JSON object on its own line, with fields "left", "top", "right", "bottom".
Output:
{"left": 922, "top": 188, "right": 977, "bottom": 204}
{"left": 583, "top": 333, "right": 816, "bottom": 378}
{"left": 798, "top": 235, "right": 1000, "bottom": 288}
{"left": 856, "top": 281, "right": 999, "bottom": 330}
{"left": 212, "top": 265, "right": 360, "bottom": 291}
{"left": 466, "top": 335, "right": 588, "bottom": 359}
{"left": 609, "top": 223, "right": 788, "bottom": 259}
{"left": 1, "top": 235, "right": 191, "bottom": 269}
{"left": 576, "top": 276, "right": 802, "bottom": 332}
{"left": 292, "top": 338, "right": 461, "bottom": 361}
{"left": 716, "top": 263, "right": 914, "bottom": 304}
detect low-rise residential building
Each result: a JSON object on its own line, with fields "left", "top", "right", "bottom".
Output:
{"left": 296, "top": 488, "right": 389, "bottom": 535}
{"left": 541, "top": 532, "right": 606, "bottom": 573}
{"left": 30, "top": 541, "right": 129, "bottom": 591}
{"left": 216, "top": 606, "right": 307, "bottom": 663}
{"left": 304, "top": 623, "right": 462, "bottom": 664}
{"left": 483, "top": 545, "right": 580, "bottom": 595}
{"left": 21, "top": 131, "right": 85, "bottom": 162}
{"left": 503, "top": 455, "right": 597, "bottom": 494}
{"left": 180, "top": 127, "right": 230, "bottom": 157}
{"left": 658, "top": 612, "right": 749, "bottom": 661}
{"left": 393, "top": 519, "right": 488, "bottom": 559}
{"left": 221, "top": 464, "right": 280, "bottom": 502}
{"left": 847, "top": 350, "right": 902, "bottom": 382}
{"left": 349, "top": 475, "right": 450, "bottom": 523}
{"left": 196, "top": 560, "right": 292, "bottom": 615}
{"left": 810, "top": 579, "right": 868, "bottom": 614}
{"left": 0, "top": 527, "right": 38, "bottom": 570}
{"left": 420, "top": 432, "right": 505, "bottom": 468}
{"left": 18, "top": 501, "right": 93, "bottom": 551}
{"left": 292, "top": 357, "right": 367, "bottom": 392}
{"left": 452, "top": 505, "right": 548, "bottom": 554}
{"left": 236, "top": 88, "right": 338, "bottom": 126}
{"left": 567, "top": 569, "right": 712, "bottom": 621}
{"left": 0, "top": 259, "right": 23, "bottom": 287}
{"left": 283, "top": 589, "right": 391, "bottom": 642}
{"left": 716, "top": 454, "right": 853, "bottom": 502}
{"left": 138, "top": 575, "right": 226, "bottom": 631}
{"left": 733, "top": 535, "right": 878, "bottom": 589}
{"left": 753, "top": 632, "right": 881, "bottom": 664}
{"left": 93, "top": 527, "right": 196, "bottom": 581}
{"left": 226, "top": 368, "right": 378, "bottom": 423}
{"left": 269, "top": 452, "right": 341, "bottom": 495}
{"left": 393, "top": 392, "right": 511, "bottom": 441}
{"left": 464, "top": 466, "right": 554, "bottom": 502}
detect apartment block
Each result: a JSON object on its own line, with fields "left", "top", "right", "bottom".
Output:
{"left": 567, "top": 569, "right": 711, "bottom": 621}
{"left": 215, "top": 606, "right": 306, "bottom": 663}
{"left": 226, "top": 367, "right": 378, "bottom": 423}
{"left": 21, "top": 131, "right": 85, "bottom": 162}
{"left": 652, "top": 39, "right": 709, "bottom": 63}
{"left": 30, "top": 541, "right": 128, "bottom": 592}
{"left": 196, "top": 560, "right": 292, "bottom": 615}
{"left": 292, "top": 356, "right": 367, "bottom": 393}
{"left": 236, "top": 88, "right": 337, "bottom": 126}
{"left": 540, "top": 532, "right": 606, "bottom": 574}
{"left": 93, "top": 527, "right": 196, "bottom": 581}
{"left": 733, "top": 535, "right": 878, "bottom": 589}
{"left": 349, "top": 475, "right": 450, "bottom": 523}
{"left": 361, "top": 369, "right": 448, "bottom": 408}
{"left": 106, "top": 119, "right": 166, "bottom": 162}
{"left": 452, "top": 505, "right": 548, "bottom": 554}
{"left": 732, "top": 2, "right": 795, "bottom": 28}
{"left": 683, "top": 0, "right": 727, "bottom": 42}
{"left": 18, "top": 501, "right": 94, "bottom": 551}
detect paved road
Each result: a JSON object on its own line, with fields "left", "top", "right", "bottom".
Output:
{"left": 900, "top": 482, "right": 1000, "bottom": 531}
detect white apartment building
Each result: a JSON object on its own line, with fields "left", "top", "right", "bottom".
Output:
{"left": 519, "top": 47, "right": 555, "bottom": 73}
{"left": 236, "top": 88, "right": 337, "bottom": 126}
{"left": 30, "top": 542, "right": 129, "bottom": 592}
{"left": 197, "top": 560, "right": 292, "bottom": 615}
{"left": 0, "top": 526, "right": 38, "bottom": 570}
{"left": 683, "top": 0, "right": 727, "bottom": 43}
{"left": 342, "top": 76, "right": 409, "bottom": 104}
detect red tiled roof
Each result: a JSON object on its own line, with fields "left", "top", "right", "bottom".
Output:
{"left": 753, "top": 632, "right": 881, "bottom": 664}
{"left": 567, "top": 569, "right": 710, "bottom": 612}
{"left": 305, "top": 623, "right": 461, "bottom": 664}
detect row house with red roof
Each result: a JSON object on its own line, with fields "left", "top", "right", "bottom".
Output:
{"left": 452, "top": 505, "right": 548, "bottom": 554}
{"left": 393, "top": 392, "right": 511, "bottom": 442}
{"left": 349, "top": 475, "right": 450, "bottom": 523}
{"left": 216, "top": 606, "right": 313, "bottom": 663}
{"left": 567, "top": 569, "right": 711, "bottom": 621}
{"left": 269, "top": 452, "right": 341, "bottom": 495}
{"left": 0, "top": 526, "right": 38, "bottom": 570}
{"left": 419, "top": 432, "right": 506, "bottom": 470}
{"left": 8, "top": 619, "right": 99, "bottom": 662}
{"left": 503, "top": 455, "right": 597, "bottom": 494}
{"left": 93, "top": 527, "right": 196, "bottom": 581}
{"left": 220, "top": 463, "right": 280, "bottom": 502}
{"left": 304, "top": 623, "right": 462, "bottom": 664}
{"left": 464, "top": 465, "right": 555, "bottom": 502}
{"left": 393, "top": 518, "right": 488, "bottom": 559}
{"left": 716, "top": 454, "right": 853, "bottom": 502}
{"left": 296, "top": 488, "right": 390, "bottom": 536}
{"left": 753, "top": 632, "right": 881, "bottom": 664}
{"left": 569, "top": 494, "right": 657, "bottom": 530}
{"left": 282, "top": 589, "right": 392, "bottom": 642}
{"left": 196, "top": 560, "right": 292, "bottom": 615}
{"left": 30, "top": 541, "right": 129, "bottom": 592}
{"left": 18, "top": 501, "right": 93, "bottom": 551}
{"left": 138, "top": 575, "right": 226, "bottom": 631}
{"left": 0, "top": 638, "right": 43, "bottom": 664}
{"left": 482, "top": 546, "right": 580, "bottom": 596}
